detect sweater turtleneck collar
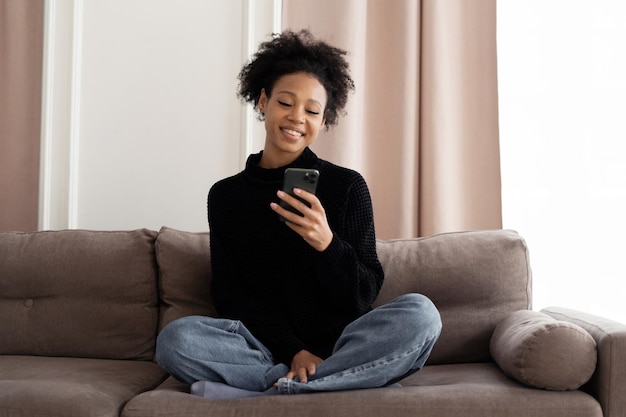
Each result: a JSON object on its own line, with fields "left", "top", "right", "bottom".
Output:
{"left": 243, "top": 147, "right": 319, "bottom": 183}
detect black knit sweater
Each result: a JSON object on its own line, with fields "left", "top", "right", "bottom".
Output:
{"left": 207, "top": 147, "right": 384, "bottom": 365}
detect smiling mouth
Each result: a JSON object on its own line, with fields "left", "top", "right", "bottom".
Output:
{"left": 281, "top": 127, "right": 304, "bottom": 138}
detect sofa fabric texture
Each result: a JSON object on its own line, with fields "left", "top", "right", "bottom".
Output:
{"left": 0, "top": 228, "right": 621, "bottom": 417}
{"left": 0, "top": 356, "right": 165, "bottom": 417}
{"left": 490, "top": 309, "right": 597, "bottom": 390}
{"left": 0, "top": 229, "right": 159, "bottom": 360}
{"left": 155, "top": 227, "right": 215, "bottom": 331}
{"left": 374, "top": 231, "right": 532, "bottom": 364}
{"left": 542, "top": 306, "right": 626, "bottom": 417}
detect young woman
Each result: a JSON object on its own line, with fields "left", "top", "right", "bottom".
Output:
{"left": 156, "top": 29, "right": 441, "bottom": 398}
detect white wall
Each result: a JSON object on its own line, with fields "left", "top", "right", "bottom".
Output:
{"left": 498, "top": 0, "right": 626, "bottom": 322}
{"left": 40, "top": 0, "right": 277, "bottom": 232}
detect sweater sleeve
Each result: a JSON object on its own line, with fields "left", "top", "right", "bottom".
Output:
{"left": 314, "top": 174, "right": 384, "bottom": 316}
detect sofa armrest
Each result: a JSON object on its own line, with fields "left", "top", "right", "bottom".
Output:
{"left": 542, "top": 306, "right": 626, "bottom": 417}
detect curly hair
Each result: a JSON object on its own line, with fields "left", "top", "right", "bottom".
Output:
{"left": 237, "top": 29, "right": 355, "bottom": 129}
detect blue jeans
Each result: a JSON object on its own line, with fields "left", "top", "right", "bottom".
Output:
{"left": 155, "top": 293, "right": 441, "bottom": 394}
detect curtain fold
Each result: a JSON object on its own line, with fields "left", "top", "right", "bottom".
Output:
{"left": 0, "top": 0, "right": 45, "bottom": 231}
{"left": 283, "top": 0, "right": 501, "bottom": 238}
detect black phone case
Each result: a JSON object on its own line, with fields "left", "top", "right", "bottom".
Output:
{"left": 279, "top": 168, "right": 319, "bottom": 221}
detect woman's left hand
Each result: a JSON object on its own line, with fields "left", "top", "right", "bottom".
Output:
{"left": 287, "top": 349, "right": 324, "bottom": 384}
{"left": 271, "top": 188, "right": 333, "bottom": 252}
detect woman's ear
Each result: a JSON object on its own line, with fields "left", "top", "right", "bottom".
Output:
{"left": 257, "top": 88, "right": 267, "bottom": 114}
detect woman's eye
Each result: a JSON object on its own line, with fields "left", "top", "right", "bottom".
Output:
{"left": 276, "top": 99, "right": 319, "bottom": 115}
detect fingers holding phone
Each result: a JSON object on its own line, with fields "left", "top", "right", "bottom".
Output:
{"left": 270, "top": 168, "right": 333, "bottom": 252}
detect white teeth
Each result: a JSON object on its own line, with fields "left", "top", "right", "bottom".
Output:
{"left": 283, "top": 128, "right": 303, "bottom": 137}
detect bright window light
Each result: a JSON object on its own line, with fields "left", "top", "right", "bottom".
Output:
{"left": 498, "top": 0, "right": 626, "bottom": 322}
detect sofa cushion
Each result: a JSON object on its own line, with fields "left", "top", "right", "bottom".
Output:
{"left": 374, "top": 230, "right": 532, "bottom": 364}
{"left": 156, "top": 227, "right": 216, "bottom": 331}
{"left": 0, "top": 355, "right": 166, "bottom": 417}
{"left": 121, "top": 364, "right": 602, "bottom": 417}
{"left": 490, "top": 310, "right": 597, "bottom": 390}
{"left": 0, "top": 229, "right": 159, "bottom": 360}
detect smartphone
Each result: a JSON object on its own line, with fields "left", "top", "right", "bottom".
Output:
{"left": 279, "top": 168, "right": 320, "bottom": 221}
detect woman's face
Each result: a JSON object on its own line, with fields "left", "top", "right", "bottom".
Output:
{"left": 257, "top": 72, "right": 327, "bottom": 167}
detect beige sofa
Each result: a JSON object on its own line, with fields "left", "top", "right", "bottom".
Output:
{"left": 1, "top": 228, "right": 624, "bottom": 417}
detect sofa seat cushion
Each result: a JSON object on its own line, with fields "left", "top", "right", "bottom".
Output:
{"left": 489, "top": 310, "right": 597, "bottom": 390}
{"left": 0, "top": 356, "right": 166, "bottom": 417}
{"left": 121, "top": 364, "right": 601, "bottom": 417}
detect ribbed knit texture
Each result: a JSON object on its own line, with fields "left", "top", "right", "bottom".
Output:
{"left": 208, "top": 147, "right": 384, "bottom": 365}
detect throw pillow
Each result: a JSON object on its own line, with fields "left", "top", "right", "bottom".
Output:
{"left": 490, "top": 309, "right": 596, "bottom": 391}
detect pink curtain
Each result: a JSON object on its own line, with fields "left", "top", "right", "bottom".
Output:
{"left": 0, "top": 0, "right": 44, "bottom": 231}
{"left": 283, "top": 0, "right": 502, "bottom": 238}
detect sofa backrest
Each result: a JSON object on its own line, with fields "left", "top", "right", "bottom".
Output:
{"left": 155, "top": 227, "right": 532, "bottom": 365}
{"left": 155, "top": 227, "right": 216, "bottom": 330}
{"left": 0, "top": 229, "right": 159, "bottom": 361}
{"left": 0, "top": 227, "right": 530, "bottom": 364}
{"left": 374, "top": 230, "right": 532, "bottom": 364}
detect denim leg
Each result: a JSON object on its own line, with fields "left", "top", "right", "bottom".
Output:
{"left": 277, "top": 293, "right": 442, "bottom": 394}
{"left": 155, "top": 316, "right": 289, "bottom": 391}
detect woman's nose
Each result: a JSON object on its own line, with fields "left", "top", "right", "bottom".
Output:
{"left": 289, "top": 106, "right": 305, "bottom": 123}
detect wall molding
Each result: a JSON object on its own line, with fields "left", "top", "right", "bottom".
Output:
{"left": 240, "top": 0, "right": 282, "bottom": 168}
{"left": 39, "top": 0, "right": 55, "bottom": 230}
{"left": 67, "top": 0, "right": 83, "bottom": 229}
{"left": 39, "top": 0, "right": 77, "bottom": 230}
